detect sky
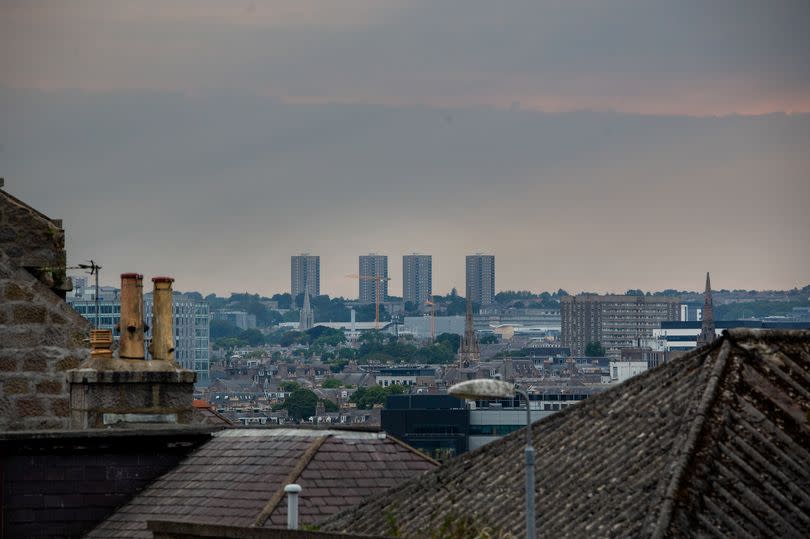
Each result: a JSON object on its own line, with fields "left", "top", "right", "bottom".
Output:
{"left": 1, "top": 1, "right": 809, "bottom": 297}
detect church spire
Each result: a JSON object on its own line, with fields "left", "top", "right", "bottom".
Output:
{"left": 458, "top": 293, "right": 480, "bottom": 367}
{"left": 696, "top": 272, "right": 716, "bottom": 347}
{"left": 299, "top": 287, "right": 314, "bottom": 331}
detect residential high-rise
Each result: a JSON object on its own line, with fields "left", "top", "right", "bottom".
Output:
{"left": 561, "top": 294, "right": 680, "bottom": 357}
{"left": 402, "top": 254, "right": 432, "bottom": 307}
{"left": 696, "top": 273, "right": 716, "bottom": 347}
{"left": 359, "top": 254, "right": 388, "bottom": 304}
{"left": 291, "top": 254, "right": 320, "bottom": 299}
{"left": 465, "top": 254, "right": 495, "bottom": 306}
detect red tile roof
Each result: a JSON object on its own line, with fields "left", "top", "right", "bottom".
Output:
{"left": 86, "top": 428, "right": 436, "bottom": 538}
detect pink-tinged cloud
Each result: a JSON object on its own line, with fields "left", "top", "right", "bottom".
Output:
{"left": 2, "top": 0, "right": 809, "bottom": 116}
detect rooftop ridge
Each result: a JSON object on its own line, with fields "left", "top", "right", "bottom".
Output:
{"left": 651, "top": 338, "right": 732, "bottom": 538}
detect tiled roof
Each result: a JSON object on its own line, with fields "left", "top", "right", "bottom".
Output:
{"left": 325, "top": 330, "right": 810, "bottom": 538}
{"left": 86, "top": 428, "right": 437, "bottom": 538}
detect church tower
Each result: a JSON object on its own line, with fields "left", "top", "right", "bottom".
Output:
{"left": 458, "top": 294, "right": 480, "bottom": 367}
{"left": 696, "top": 272, "right": 716, "bottom": 347}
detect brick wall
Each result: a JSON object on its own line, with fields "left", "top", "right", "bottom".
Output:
{"left": 1, "top": 429, "right": 214, "bottom": 538}
{"left": 0, "top": 251, "right": 91, "bottom": 431}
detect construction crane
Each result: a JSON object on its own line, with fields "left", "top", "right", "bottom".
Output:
{"left": 346, "top": 273, "right": 391, "bottom": 330}
{"left": 425, "top": 297, "right": 436, "bottom": 342}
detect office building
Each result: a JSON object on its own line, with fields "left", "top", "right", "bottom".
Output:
{"left": 359, "top": 254, "right": 388, "bottom": 304}
{"left": 68, "top": 293, "right": 211, "bottom": 385}
{"left": 654, "top": 320, "right": 809, "bottom": 351}
{"left": 402, "top": 254, "right": 432, "bottom": 306}
{"left": 466, "top": 254, "right": 495, "bottom": 306}
{"left": 561, "top": 294, "right": 680, "bottom": 357}
{"left": 291, "top": 254, "right": 320, "bottom": 298}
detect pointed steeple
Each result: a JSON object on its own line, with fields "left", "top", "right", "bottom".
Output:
{"left": 458, "top": 294, "right": 480, "bottom": 367}
{"left": 696, "top": 272, "right": 716, "bottom": 347}
{"left": 300, "top": 288, "right": 314, "bottom": 331}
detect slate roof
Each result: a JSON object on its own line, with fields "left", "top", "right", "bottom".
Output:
{"left": 325, "top": 330, "right": 810, "bottom": 538}
{"left": 86, "top": 428, "right": 437, "bottom": 538}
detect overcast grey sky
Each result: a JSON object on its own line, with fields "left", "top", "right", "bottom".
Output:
{"left": 1, "top": 1, "right": 809, "bottom": 297}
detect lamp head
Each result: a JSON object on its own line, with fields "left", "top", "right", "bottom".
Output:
{"left": 448, "top": 379, "right": 515, "bottom": 400}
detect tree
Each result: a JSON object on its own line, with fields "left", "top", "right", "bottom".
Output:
{"left": 280, "top": 381, "right": 301, "bottom": 392}
{"left": 210, "top": 319, "right": 241, "bottom": 340}
{"left": 436, "top": 332, "right": 461, "bottom": 353}
{"left": 585, "top": 341, "right": 606, "bottom": 357}
{"left": 322, "top": 378, "right": 342, "bottom": 389}
{"left": 283, "top": 388, "right": 318, "bottom": 421}
{"left": 271, "top": 293, "right": 292, "bottom": 310}
{"left": 239, "top": 328, "right": 265, "bottom": 346}
{"left": 350, "top": 384, "right": 406, "bottom": 409}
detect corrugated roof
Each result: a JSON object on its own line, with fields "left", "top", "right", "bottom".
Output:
{"left": 324, "top": 329, "right": 810, "bottom": 538}
{"left": 86, "top": 428, "right": 437, "bottom": 538}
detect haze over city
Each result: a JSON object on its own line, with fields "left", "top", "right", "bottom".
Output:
{"left": 2, "top": 0, "right": 809, "bottom": 297}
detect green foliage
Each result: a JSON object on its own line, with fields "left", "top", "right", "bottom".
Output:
{"left": 271, "top": 293, "right": 292, "bottom": 310}
{"left": 443, "top": 294, "right": 470, "bottom": 316}
{"left": 210, "top": 319, "right": 241, "bottom": 340}
{"left": 322, "top": 378, "right": 342, "bottom": 388}
{"left": 435, "top": 333, "right": 461, "bottom": 353}
{"left": 350, "top": 384, "right": 406, "bottom": 409}
{"left": 427, "top": 513, "right": 515, "bottom": 539}
{"left": 322, "top": 399, "right": 339, "bottom": 412}
{"left": 479, "top": 334, "right": 499, "bottom": 344}
{"left": 354, "top": 332, "right": 458, "bottom": 365}
{"left": 240, "top": 328, "right": 265, "bottom": 346}
{"left": 276, "top": 386, "right": 339, "bottom": 420}
{"left": 354, "top": 303, "right": 390, "bottom": 322}
{"left": 311, "top": 295, "right": 352, "bottom": 322}
{"left": 585, "top": 341, "right": 606, "bottom": 357}
{"left": 495, "top": 290, "right": 535, "bottom": 302}
{"left": 328, "top": 360, "right": 348, "bottom": 373}
{"left": 715, "top": 299, "right": 810, "bottom": 320}
{"left": 306, "top": 326, "right": 346, "bottom": 346}
{"left": 280, "top": 381, "right": 301, "bottom": 392}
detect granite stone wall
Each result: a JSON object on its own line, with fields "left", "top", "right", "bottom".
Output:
{"left": 1, "top": 184, "right": 92, "bottom": 431}
{"left": 0, "top": 186, "right": 71, "bottom": 297}
{"left": 0, "top": 253, "right": 91, "bottom": 430}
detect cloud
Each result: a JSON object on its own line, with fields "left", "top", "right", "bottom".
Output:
{"left": 2, "top": 89, "right": 808, "bottom": 296}
{"left": 1, "top": 0, "right": 808, "bottom": 114}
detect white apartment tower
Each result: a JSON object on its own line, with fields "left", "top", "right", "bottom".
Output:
{"left": 403, "top": 254, "right": 432, "bottom": 307}
{"left": 466, "top": 254, "right": 495, "bottom": 306}
{"left": 359, "top": 254, "right": 388, "bottom": 304}
{"left": 291, "top": 254, "right": 320, "bottom": 299}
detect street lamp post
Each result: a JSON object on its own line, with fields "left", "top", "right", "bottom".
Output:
{"left": 448, "top": 379, "right": 537, "bottom": 539}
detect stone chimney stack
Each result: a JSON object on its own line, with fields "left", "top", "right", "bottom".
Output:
{"left": 150, "top": 276, "right": 176, "bottom": 362}
{"left": 67, "top": 273, "right": 196, "bottom": 429}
